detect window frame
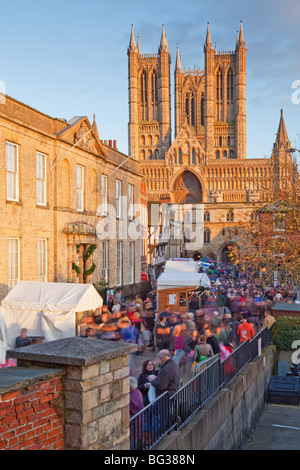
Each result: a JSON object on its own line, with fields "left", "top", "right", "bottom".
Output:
{"left": 116, "top": 179, "right": 122, "bottom": 219}
{"left": 76, "top": 164, "right": 84, "bottom": 212}
{"left": 128, "top": 184, "right": 134, "bottom": 221}
{"left": 6, "top": 142, "right": 19, "bottom": 202}
{"left": 102, "top": 240, "right": 108, "bottom": 282}
{"left": 117, "top": 241, "right": 122, "bottom": 286}
{"left": 101, "top": 174, "right": 108, "bottom": 216}
{"left": 36, "top": 151, "right": 47, "bottom": 206}
{"left": 37, "top": 238, "right": 47, "bottom": 282}
{"left": 7, "top": 238, "right": 20, "bottom": 290}
{"left": 129, "top": 241, "right": 134, "bottom": 284}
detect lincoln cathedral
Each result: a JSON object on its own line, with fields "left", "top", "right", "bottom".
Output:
{"left": 128, "top": 22, "right": 294, "bottom": 263}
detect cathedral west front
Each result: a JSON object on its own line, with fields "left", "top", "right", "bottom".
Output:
{"left": 128, "top": 22, "right": 294, "bottom": 263}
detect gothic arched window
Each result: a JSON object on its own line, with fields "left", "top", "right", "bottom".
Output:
{"left": 227, "top": 68, "right": 234, "bottom": 101}
{"left": 216, "top": 68, "right": 223, "bottom": 121}
{"left": 185, "top": 94, "right": 190, "bottom": 124}
{"left": 192, "top": 148, "right": 196, "bottom": 165}
{"left": 204, "top": 227, "right": 211, "bottom": 244}
{"left": 191, "top": 95, "right": 195, "bottom": 127}
{"left": 151, "top": 70, "right": 158, "bottom": 120}
{"left": 216, "top": 69, "right": 223, "bottom": 101}
{"left": 185, "top": 91, "right": 196, "bottom": 127}
{"left": 151, "top": 71, "right": 157, "bottom": 104}
{"left": 178, "top": 148, "right": 183, "bottom": 165}
{"left": 204, "top": 211, "right": 210, "bottom": 222}
{"left": 226, "top": 210, "right": 234, "bottom": 222}
{"left": 201, "top": 93, "right": 204, "bottom": 126}
{"left": 140, "top": 70, "right": 147, "bottom": 120}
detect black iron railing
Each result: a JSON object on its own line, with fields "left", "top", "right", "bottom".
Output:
{"left": 130, "top": 326, "right": 273, "bottom": 450}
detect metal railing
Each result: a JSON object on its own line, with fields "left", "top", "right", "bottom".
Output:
{"left": 130, "top": 326, "right": 273, "bottom": 450}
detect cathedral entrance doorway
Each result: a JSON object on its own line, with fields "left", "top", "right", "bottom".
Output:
{"left": 173, "top": 171, "right": 203, "bottom": 204}
{"left": 220, "top": 243, "right": 239, "bottom": 264}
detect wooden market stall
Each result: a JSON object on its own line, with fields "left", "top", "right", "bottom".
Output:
{"left": 157, "top": 286, "right": 200, "bottom": 314}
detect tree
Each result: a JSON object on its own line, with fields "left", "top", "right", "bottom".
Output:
{"left": 229, "top": 186, "right": 300, "bottom": 290}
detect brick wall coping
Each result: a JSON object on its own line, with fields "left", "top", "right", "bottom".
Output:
{"left": 7, "top": 337, "right": 137, "bottom": 367}
{"left": 0, "top": 366, "right": 64, "bottom": 394}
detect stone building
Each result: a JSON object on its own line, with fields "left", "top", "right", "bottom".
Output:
{"left": 0, "top": 94, "right": 143, "bottom": 300}
{"left": 127, "top": 22, "right": 294, "bottom": 263}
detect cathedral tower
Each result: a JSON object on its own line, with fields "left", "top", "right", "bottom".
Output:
{"left": 127, "top": 25, "right": 172, "bottom": 160}
{"left": 235, "top": 21, "right": 247, "bottom": 159}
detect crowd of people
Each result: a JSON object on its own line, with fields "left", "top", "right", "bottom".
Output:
{"left": 11, "top": 263, "right": 282, "bottom": 416}
{"left": 76, "top": 263, "right": 282, "bottom": 419}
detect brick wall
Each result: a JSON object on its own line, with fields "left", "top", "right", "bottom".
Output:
{"left": 0, "top": 376, "right": 64, "bottom": 450}
{"left": 6, "top": 337, "right": 137, "bottom": 450}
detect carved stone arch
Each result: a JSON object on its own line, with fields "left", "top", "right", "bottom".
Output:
{"left": 214, "top": 63, "right": 223, "bottom": 75}
{"left": 219, "top": 241, "right": 240, "bottom": 264}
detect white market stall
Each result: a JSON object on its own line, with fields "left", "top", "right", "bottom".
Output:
{"left": 156, "top": 260, "right": 211, "bottom": 313}
{"left": 0, "top": 281, "right": 103, "bottom": 359}
{"left": 157, "top": 260, "right": 211, "bottom": 290}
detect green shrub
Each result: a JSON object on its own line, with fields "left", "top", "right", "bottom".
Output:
{"left": 273, "top": 316, "right": 300, "bottom": 350}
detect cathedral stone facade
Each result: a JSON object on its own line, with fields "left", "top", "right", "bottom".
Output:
{"left": 128, "top": 22, "right": 294, "bottom": 263}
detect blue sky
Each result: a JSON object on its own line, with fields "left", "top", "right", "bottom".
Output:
{"left": 1, "top": 0, "right": 300, "bottom": 159}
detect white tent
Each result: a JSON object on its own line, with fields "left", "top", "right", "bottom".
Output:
{"left": 157, "top": 260, "right": 211, "bottom": 290}
{"left": 0, "top": 281, "right": 103, "bottom": 359}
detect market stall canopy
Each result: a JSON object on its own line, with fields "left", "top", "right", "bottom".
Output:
{"left": 0, "top": 281, "right": 103, "bottom": 357}
{"left": 201, "top": 256, "right": 213, "bottom": 264}
{"left": 157, "top": 260, "right": 211, "bottom": 290}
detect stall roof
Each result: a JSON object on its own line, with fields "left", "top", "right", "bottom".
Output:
{"left": 1, "top": 281, "right": 103, "bottom": 312}
{"left": 0, "top": 281, "right": 103, "bottom": 358}
{"left": 273, "top": 302, "right": 300, "bottom": 312}
{"left": 157, "top": 261, "right": 211, "bottom": 290}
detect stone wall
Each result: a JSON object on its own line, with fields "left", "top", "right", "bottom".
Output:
{"left": 0, "top": 97, "right": 142, "bottom": 300}
{"left": 2, "top": 337, "right": 137, "bottom": 450}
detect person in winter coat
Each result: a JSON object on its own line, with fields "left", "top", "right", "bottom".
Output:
{"left": 204, "top": 327, "right": 221, "bottom": 355}
{"left": 129, "top": 376, "right": 144, "bottom": 448}
{"left": 148, "top": 349, "right": 180, "bottom": 397}
{"left": 137, "top": 359, "right": 158, "bottom": 406}
{"left": 154, "top": 315, "right": 171, "bottom": 351}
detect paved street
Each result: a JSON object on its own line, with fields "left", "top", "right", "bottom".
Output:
{"left": 241, "top": 403, "right": 300, "bottom": 450}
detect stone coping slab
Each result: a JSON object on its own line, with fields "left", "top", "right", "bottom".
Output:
{"left": 7, "top": 336, "right": 137, "bottom": 367}
{"left": 0, "top": 366, "right": 64, "bottom": 394}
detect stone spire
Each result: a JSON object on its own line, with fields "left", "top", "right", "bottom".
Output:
{"left": 235, "top": 30, "right": 239, "bottom": 50}
{"left": 128, "top": 24, "right": 137, "bottom": 53}
{"left": 92, "top": 114, "right": 100, "bottom": 140}
{"left": 175, "top": 46, "right": 182, "bottom": 72}
{"left": 137, "top": 36, "right": 141, "bottom": 55}
{"left": 204, "top": 22, "right": 213, "bottom": 50}
{"left": 159, "top": 24, "right": 169, "bottom": 52}
{"left": 275, "top": 108, "right": 290, "bottom": 149}
{"left": 238, "top": 20, "right": 246, "bottom": 48}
